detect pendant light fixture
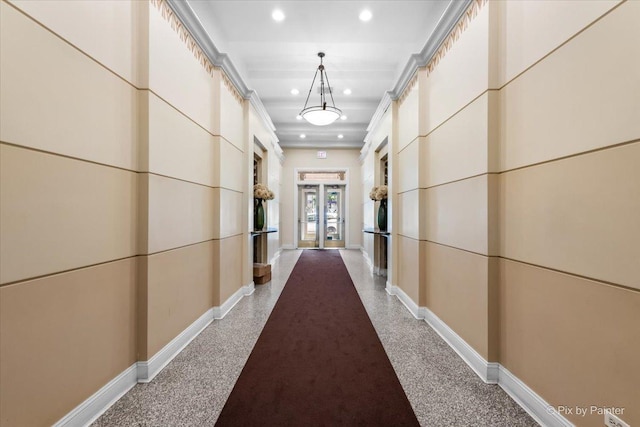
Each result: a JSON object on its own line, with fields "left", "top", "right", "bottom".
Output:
{"left": 300, "top": 52, "right": 342, "bottom": 126}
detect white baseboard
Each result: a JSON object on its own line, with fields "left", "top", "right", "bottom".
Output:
{"left": 421, "top": 307, "right": 499, "bottom": 384}
{"left": 55, "top": 281, "right": 255, "bottom": 425}
{"left": 346, "top": 244, "right": 362, "bottom": 250}
{"left": 213, "top": 282, "right": 255, "bottom": 320}
{"left": 385, "top": 283, "right": 421, "bottom": 319}
{"left": 54, "top": 364, "right": 137, "bottom": 427}
{"left": 499, "top": 366, "right": 574, "bottom": 427}
{"left": 361, "top": 249, "right": 374, "bottom": 273}
{"left": 269, "top": 249, "right": 282, "bottom": 266}
{"left": 386, "top": 295, "right": 572, "bottom": 427}
{"left": 373, "top": 266, "right": 387, "bottom": 276}
{"left": 137, "top": 307, "right": 215, "bottom": 383}
{"left": 138, "top": 282, "right": 254, "bottom": 383}
{"left": 281, "top": 244, "right": 296, "bottom": 250}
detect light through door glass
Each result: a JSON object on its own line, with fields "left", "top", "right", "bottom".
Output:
{"left": 324, "top": 186, "right": 345, "bottom": 248}
{"left": 298, "top": 186, "right": 319, "bottom": 248}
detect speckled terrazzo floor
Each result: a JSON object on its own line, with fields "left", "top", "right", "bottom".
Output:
{"left": 93, "top": 249, "right": 538, "bottom": 427}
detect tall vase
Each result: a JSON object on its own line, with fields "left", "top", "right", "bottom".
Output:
{"left": 254, "top": 198, "right": 265, "bottom": 230}
{"left": 377, "top": 199, "right": 387, "bottom": 231}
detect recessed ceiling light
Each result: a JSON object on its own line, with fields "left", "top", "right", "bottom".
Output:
{"left": 340, "top": 115, "right": 347, "bottom": 120}
{"left": 272, "top": 9, "right": 285, "bottom": 22}
{"left": 300, "top": 134, "right": 306, "bottom": 139}
{"left": 296, "top": 115, "right": 303, "bottom": 120}
{"left": 359, "top": 10, "right": 372, "bottom": 22}
{"left": 343, "top": 88, "right": 352, "bottom": 95}
{"left": 291, "top": 88, "right": 299, "bottom": 95}
{"left": 338, "top": 134, "right": 344, "bottom": 139}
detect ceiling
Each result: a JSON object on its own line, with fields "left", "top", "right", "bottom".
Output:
{"left": 183, "top": 1, "right": 456, "bottom": 149}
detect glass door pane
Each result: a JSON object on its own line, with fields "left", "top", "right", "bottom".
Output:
{"left": 298, "top": 186, "right": 319, "bottom": 248}
{"left": 324, "top": 186, "right": 345, "bottom": 248}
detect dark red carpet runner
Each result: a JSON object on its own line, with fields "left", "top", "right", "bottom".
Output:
{"left": 216, "top": 249, "right": 419, "bottom": 426}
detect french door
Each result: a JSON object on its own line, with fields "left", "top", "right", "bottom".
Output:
{"left": 297, "top": 184, "right": 346, "bottom": 249}
{"left": 323, "top": 185, "right": 344, "bottom": 248}
{"left": 298, "top": 186, "right": 319, "bottom": 248}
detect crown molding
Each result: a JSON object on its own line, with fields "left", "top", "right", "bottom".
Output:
{"left": 390, "top": 0, "right": 473, "bottom": 100}
{"left": 168, "top": 0, "right": 475, "bottom": 158}
{"left": 165, "top": 0, "right": 281, "bottom": 153}
{"left": 165, "top": 0, "right": 247, "bottom": 94}
{"left": 248, "top": 91, "right": 276, "bottom": 133}
{"left": 364, "top": 91, "right": 392, "bottom": 142}
{"left": 361, "top": 0, "right": 473, "bottom": 160}
{"left": 282, "top": 141, "right": 364, "bottom": 150}
{"left": 361, "top": 91, "right": 391, "bottom": 161}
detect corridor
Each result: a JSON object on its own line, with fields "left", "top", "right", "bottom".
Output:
{"left": 93, "top": 250, "right": 535, "bottom": 426}
{"left": 1, "top": 1, "right": 637, "bottom": 426}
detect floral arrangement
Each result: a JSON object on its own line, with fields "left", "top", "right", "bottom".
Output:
{"left": 369, "top": 185, "right": 388, "bottom": 201}
{"left": 254, "top": 183, "right": 275, "bottom": 200}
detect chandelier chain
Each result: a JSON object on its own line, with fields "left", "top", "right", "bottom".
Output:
{"left": 302, "top": 68, "right": 319, "bottom": 111}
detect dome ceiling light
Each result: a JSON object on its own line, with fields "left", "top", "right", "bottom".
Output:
{"left": 299, "top": 52, "right": 342, "bottom": 126}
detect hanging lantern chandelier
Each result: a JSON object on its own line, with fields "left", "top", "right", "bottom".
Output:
{"left": 299, "top": 52, "right": 342, "bottom": 126}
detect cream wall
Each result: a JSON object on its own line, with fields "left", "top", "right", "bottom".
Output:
{"left": 0, "top": 1, "right": 141, "bottom": 170}
{"left": 368, "top": 1, "right": 638, "bottom": 426}
{"left": 1, "top": 2, "right": 142, "bottom": 424}
{"left": 496, "top": 3, "right": 639, "bottom": 425}
{"left": 249, "top": 105, "right": 282, "bottom": 266}
{"left": 8, "top": 0, "right": 149, "bottom": 87}
{"left": 361, "top": 109, "right": 392, "bottom": 268}
{"left": 0, "top": 1, "right": 254, "bottom": 425}
{"left": 361, "top": 145, "right": 375, "bottom": 261}
{"left": 498, "top": 0, "right": 637, "bottom": 171}
{"left": 142, "top": 0, "right": 247, "bottom": 362}
{"left": 281, "top": 148, "right": 362, "bottom": 249}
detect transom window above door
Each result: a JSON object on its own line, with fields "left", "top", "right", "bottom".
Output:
{"left": 298, "top": 171, "right": 346, "bottom": 182}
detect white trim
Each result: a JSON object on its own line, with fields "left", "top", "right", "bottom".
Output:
{"left": 281, "top": 244, "right": 295, "bottom": 250}
{"left": 294, "top": 168, "right": 350, "bottom": 250}
{"left": 53, "top": 364, "right": 137, "bottom": 427}
{"left": 165, "top": 0, "right": 247, "bottom": 96}
{"left": 389, "top": 0, "right": 472, "bottom": 99}
{"left": 213, "top": 282, "right": 255, "bottom": 320}
{"left": 421, "top": 307, "right": 498, "bottom": 383}
{"left": 137, "top": 307, "right": 215, "bottom": 383}
{"left": 165, "top": 1, "right": 284, "bottom": 161}
{"left": 385, "top": 283, "right": 421, "bottom": 319}
{"left": 56, "top": 281, "right": 256, "bottom": 424}
{"left": 383, "top": 282, "right": 573, "bottom": 426}
{"left": 269, "top": 248, "right": 282, "bottom": 266}
{"left": 374, "top": 267, "right": 387, "bottom": 276}
{"left": 360, "top": 247, "right": 374, "bottom": 273}
{"left": 362, "top": 1, "right": 473, "bottom": 153}
{"left": 362, "top": 92, "right": 392, "bottom": 154}
{"left": 499, "top": 366, "right": 574, "bottom": 427}
{"left": 418, "top": 307, "right": 573, "bottom": 427}
{"left": 137, "top": 281, "right": 254, "bottom": 383}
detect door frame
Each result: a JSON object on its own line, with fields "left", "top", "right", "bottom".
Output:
{"left": 297, "top": 185, "right": 320, "bottom": 248}
{"left": 293, "top": 168, "right": 350, "bottom": 249}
